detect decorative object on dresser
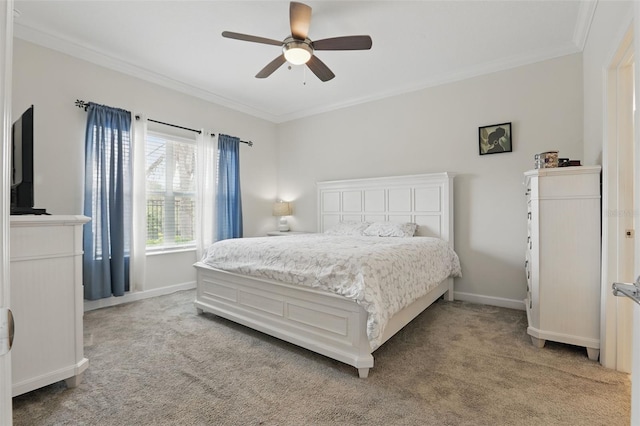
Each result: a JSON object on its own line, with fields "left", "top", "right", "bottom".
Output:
{"left": 534, "top": 151, "right": 559, "bottom": 169}
{"left": 10, "top": 215, "right": 90, "bottom": 396}
{"left": 524, "top": 166, "right": 601, "bottom": 361}
{"left": 479, "top": 122, "right": 512, "bottom": 155}
{"left": 557, "top": 158, "right": 582, "bottom": 167}
{"left": 272, "top": 200, "right": 293, "bottom": 232}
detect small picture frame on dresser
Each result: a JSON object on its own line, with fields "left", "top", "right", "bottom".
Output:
{"left": 479, "top": 122, "right": 512, "bottom": 155}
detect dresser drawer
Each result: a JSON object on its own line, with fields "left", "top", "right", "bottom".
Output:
{"left": 10, "top": 216, "right": 87, "bottom": 261}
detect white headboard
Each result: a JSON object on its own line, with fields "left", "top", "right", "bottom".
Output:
{"left": 317, "top": 173, "right": 455, "bottom": 245}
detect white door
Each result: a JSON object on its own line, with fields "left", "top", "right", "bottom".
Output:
{"left": 0, "top": 0, "right": 13, "bottom": 423}
{"left": 604, "top": 6, "right": 640, "bottom": 422}
{"left": 632, "top": 4, "right": 640, "bottom": 422}
{"left": 618, "top": 35, "right": 636, "bottom": 374}
{"left": 603, "top": 25, "right": 635, "bottom": 374}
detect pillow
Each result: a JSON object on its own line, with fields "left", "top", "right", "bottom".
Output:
{"left": 362, "top": 222, "right": 418, "bottom": 238}
{"left": 324, "top": 221, "right": 370, "bottom": 236}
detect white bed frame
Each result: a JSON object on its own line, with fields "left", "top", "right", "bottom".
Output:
{"left": 194, "top": 172, "right": 456, "bottom": 378}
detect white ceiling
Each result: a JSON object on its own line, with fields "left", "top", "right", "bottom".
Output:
{"left": 12, "top": 1, "right": 595, "bottom": 123}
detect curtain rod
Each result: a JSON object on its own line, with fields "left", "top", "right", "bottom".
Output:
{"left": 75, "top": 99, "right": 253, "bottom": 147}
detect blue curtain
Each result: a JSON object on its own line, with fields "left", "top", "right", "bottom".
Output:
{"left": 83, "top": 103, "right": 132, "bottom": 300}
{"left": 216, "top": 134, "right": 243, "bottom": 240}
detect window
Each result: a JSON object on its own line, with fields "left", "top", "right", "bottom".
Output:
{"left": 88, "top": 124, "right": 132, "bottom": 260}
{"left": 145, "top": 131, "right": 196, "bottom": 252}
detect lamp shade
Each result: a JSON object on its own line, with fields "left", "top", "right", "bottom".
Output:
{"left": 272, "top": 201, "right": 292, "bottom": 217}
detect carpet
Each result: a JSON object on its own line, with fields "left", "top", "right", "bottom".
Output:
{"left": 12, "top": 290, "right": 630, "bottom": 425}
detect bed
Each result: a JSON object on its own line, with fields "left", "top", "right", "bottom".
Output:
{"left": 194, "top": 172, "right": 459, "bottom": 378}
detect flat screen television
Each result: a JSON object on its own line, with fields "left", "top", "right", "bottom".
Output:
{"left": 11, "top": 105, "right": 46, "bottom": 215}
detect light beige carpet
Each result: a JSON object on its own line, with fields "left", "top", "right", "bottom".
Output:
{"left": 12, "top": 290, "right": 630, "bottom": 425}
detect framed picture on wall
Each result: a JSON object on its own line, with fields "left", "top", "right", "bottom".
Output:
{"left": 479, "top": 122, "right": 512, "bottom": 155}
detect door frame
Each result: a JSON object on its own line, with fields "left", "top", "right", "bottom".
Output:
{"left": 0, "top": 0, "right": 13, "bottom": 423}
{"left": 601, "top": 23, "right": 635, "bottom": 372}
{"left": 632, "top": 4, "right": 640, "bottom": 422}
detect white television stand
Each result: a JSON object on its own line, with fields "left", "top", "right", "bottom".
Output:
{"left": 10, "top": 215, "right": 90, "bottom": 396}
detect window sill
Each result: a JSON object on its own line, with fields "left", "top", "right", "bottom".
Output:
{"left": 146, "top": 247, "right": 196, "bottom": 256}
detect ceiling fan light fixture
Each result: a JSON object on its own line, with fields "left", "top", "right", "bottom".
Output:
{"left": 223, "top": 2, "right": 371, "bottom": 81}
{"left": 283, "top": 40, "right": 312, "bottom": 65}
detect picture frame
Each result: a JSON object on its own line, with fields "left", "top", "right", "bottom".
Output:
{"left": 479, "top": 122, "right": 512, "bottom": 155}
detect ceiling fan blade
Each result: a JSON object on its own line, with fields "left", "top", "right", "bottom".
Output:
{"left": 306, "top": 55, "right": 335, "bottom": 82}
{"left": 222, "top": 31, "right": 283, "bottom": 47}
{"left": 256, "top": 54, "right": 287, "bottom": 79}
{"left": 290, "top": 2, "right": 312, "bottom": 40}
{"left": 313, "top": 35, "right": 373, "bottom": 51}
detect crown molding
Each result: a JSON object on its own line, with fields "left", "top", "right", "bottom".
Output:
{"left": 573, "top": 0, "right": 598, "bottom": 51}
{"left": 278, "top": 42, "right": 581, "bottom": 123}
{"left": 14, "top": 21, "right": 583, "bottom": 125}
{"left": 13, "top": 23, "right": 281, "bottom": 123}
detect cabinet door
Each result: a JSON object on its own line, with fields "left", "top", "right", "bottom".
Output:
{"left": 10, "top": 218, "right": 89, "bottom": 396}
{"left": 0, "top": 1, "right": 13, "bottom": 422}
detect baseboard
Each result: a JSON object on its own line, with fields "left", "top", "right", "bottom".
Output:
{"left": 83, "top": 281, "right": 197, "bottom": 312}
{"left": 454, "top": 291, "right": 525, "bottom": 311}
{"left": 84, "top": 285, "right": 524, "bottom": 312}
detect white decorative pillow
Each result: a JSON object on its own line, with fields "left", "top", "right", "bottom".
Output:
{"left": 362, "top": 222, "right": 418, "bottom": 238}
{"left": 324, "top": 221, "right": 370, "bottom": 236}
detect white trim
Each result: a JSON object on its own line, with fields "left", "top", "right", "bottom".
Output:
{"left": 280, "top": 43, "right": 580, "bottom": 123}
{"left": 12, "top": 24, "right": 276, "bottom": 123}
{"left": 572, "top": 0, "right": 598, "bottom": 51}
{"left": 146, "top": 247, "right": 196, "bottom": 257}
{"left": 602, "top": 10, "right": 635, "bottom": 71}
{"left": 14, "top": 21, "right": 580, "bottom": 124}
{"left": 454, "top": 291, "right": 525, "bottom": 311}
{"left": 83, "top": 281, "right": 196, "bottom": 312}
{"left": 601, "top": 22, "right": 635, "bottom": 372}
{"left": 632, "top": 4, "right": 640, "bottom": 422}
{"left": 0, "top": 0, "right": 12, "bottom": 423}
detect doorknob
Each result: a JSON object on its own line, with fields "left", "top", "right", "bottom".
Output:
{"left": 612, "top": 276, "right": 640, "bottom": 305}
{"left": 0, "top": 308, "right": 14, "bottom": 355}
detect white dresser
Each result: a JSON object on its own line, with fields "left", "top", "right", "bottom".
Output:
{"left": 10, "top": 215, "right": 90, "bottom": 396}
{"left": 524, "top": 166, "right": 601, "bottom": 361}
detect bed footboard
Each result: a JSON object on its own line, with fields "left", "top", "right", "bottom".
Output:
{"left": 194, "top": 262, "right": 375, "bottom": 375}
{"left": 194, "top": 262, "right": 453, "bottom": 377}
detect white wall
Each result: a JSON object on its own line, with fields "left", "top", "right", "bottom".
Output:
{"left": 277, "top": 54, "right": 584, "bottom": 306}
{"left": 9, "top": 38, "right": 590, "bottom": 307}
{"left": 12, "top": 39, "right": 278, "bottom": 294}
{"left": 583, "top": 0, "right": 633, "bottom": 165}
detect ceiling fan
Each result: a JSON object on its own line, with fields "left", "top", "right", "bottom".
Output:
{"left": 222, "top": 1, "right": 372, "bottom": 82}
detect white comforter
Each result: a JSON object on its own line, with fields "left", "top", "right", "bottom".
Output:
{"left": 201, "top": 234, "right": 462, "bottom": 349}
